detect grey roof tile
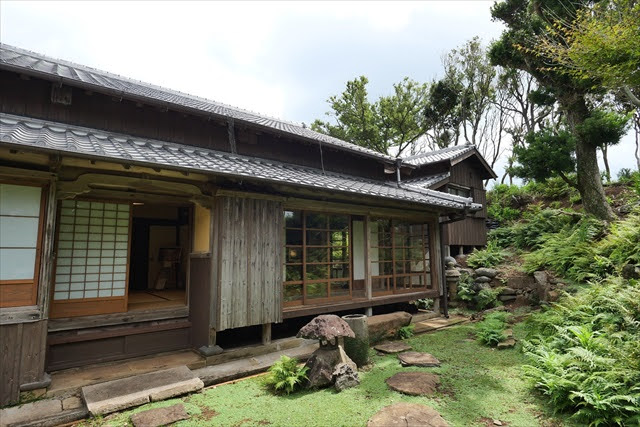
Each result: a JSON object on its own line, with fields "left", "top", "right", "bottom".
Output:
{"left": 0, "top": 113, "right": 479, "bottom": 211}
{"left": 403, "top": 145, "right": 475, "bottom": 166}
{"left": 404, "top": 172, "right": 450, "bottom": 189}
{"left": 0, "top": 43, "right": 395, "bottom": 163}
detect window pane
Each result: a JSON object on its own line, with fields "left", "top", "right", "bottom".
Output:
{"left": 0, "top": 248, "right": 36, "bottom": 280}
{"left": 286, "top": 247, "right": 302, "bottom": 263}
{"left": 284, "top": 210, "right": 302, "bottom": 228}
{"left": 330, "top": 281, "right": 350, "bottom": 297}
{"left": 284, "top": 283, "right": 303, "bottom": 302}
{"left": 0, "top": 184, "right": 41, "bottom": 216}
{"left": 286, "top": 229, "right": 303, "bottom": 245}
{"left": 305, "top": 213, "right": 328, "bottom": 229}
{"left": 285, "top": 265, "right": 302, "bottom": 282}
{"left": 372, "top": 277, "right": 389, "bottom": 293}
{"left": 0, "top": 217, "right": 39, "bottom": 247}
{"left": 330, "top": 246, "right": 349, "bottom": 262}
{"left": 306, "top": 247, "right": 328, "bottom": 263}
{"left": 329, "top": 215, "right": 349, "bottom": 231}
{"left": 306, "top": 230, "right": 328, "bottom": 246}
{"left": 306, "top": 264, "right": 328, "bottom": 280}
{"left": 330, "top": 263, "right": 349, "bottom": 279}
{"left": 330, "top": 230, "right": 349, "bottom": 247}
{"left": 306, "top": 282, "right": 328, "bottom": 299}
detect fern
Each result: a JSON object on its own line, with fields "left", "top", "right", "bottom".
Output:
{"left": 262, "top": 355, "right": 308, "bottom": 395}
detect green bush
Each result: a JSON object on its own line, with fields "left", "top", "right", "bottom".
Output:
{"left": 397, "top": 324, "right": 415, "bottom": 340}
{"left": 522, "top": 277, "right": 640, "bottom": 425}
{"left": 262, "top": 356, "right": 308, "bottom": 395}
{"left": 475, "top": 312, "right": 511, "bottom": 346}
{"left": 476, "top": 287, "right": 502, "bottom": 310}
{"left": 456, "top": 272, "right": 475, "bottom": 302}
{"left": 467, "top": 241, "right": 511, "bottom": 268}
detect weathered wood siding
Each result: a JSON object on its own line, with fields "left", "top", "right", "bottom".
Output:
{"left": 445, "top": 162, "right": 488, "bottom": 247}
{"left": 215, "top": 196, "right": 283, "bottom": 331}
{"left": 0, "top": 320, "right": 47, "bottom": 405}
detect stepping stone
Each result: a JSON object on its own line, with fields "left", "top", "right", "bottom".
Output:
{"left": 398, "top": 351, "right": 441, "bottom": 367}
{"left": 497, "top": 338, "right": 516, "bottom": 349}
{"left": 374, "top": 341, "right": 411, "bottom": 354}
{"left": 82, "top": 366, "right": 203, "bottom": 416}
{"left": 367, "top": 402, "right": 448, "bottom": 427}
{"left": 131, "top": 404, "right": 189, "bottom": 427}
{"left": 386, "top": 372, "right": 440, "bottom": 396}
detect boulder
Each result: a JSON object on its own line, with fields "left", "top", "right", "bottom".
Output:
{"left": 475, "top": 275, "right": 492, "bottom": 283}
{"left": 498, "top": 294, "right": 516, "bottom": 302}
{"left": 533, "top": 271, "right": 548, "bottom": 288}
{"left": 499, "top": 287, "right": 516, "bottom": 296}
{"left": 622, "top": 263, "right": 640, "bottom": 280}
{"left": 444, "top": 256, "right": 457, "bottom": 266}
{"left": 297, "top": 315, "right": 355, "bottom": 344}
{"left": 367, "top": 403, "right": 448, "bottom": 427}
{"left": 333, "top": 363, "right": 360, "bottom": 392}
{"left": 475, "top": 268, "right": 498, "bottom": 278}
{"left": 304, "top": 344, "right": 356, "bottom": 389}
{"left": 368, "top": 312, "right": 412, "bottom": 343}
{"left": 459, "top": 268, "right": 475, "bottom": 277}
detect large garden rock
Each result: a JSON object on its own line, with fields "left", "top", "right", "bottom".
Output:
{"left": 368, "top": 312, "right": 412, "bottom": 343}
{"left": 475, "top": 275, "right": 492, "bottom": 283}
{"left": 475, "top": 268, "right": 498, "bottom": 278}
{"left": 333, "top": 362, "right": 360, "bottom": 392}
{"left": 297, "top": 314, "right": 355, "bottom": 345}
{"left": 386, "top": 372, "right": 440, "bottom": 396}
{"left": 304, "top": 344, "right": 357, "bottom": 389}
{"left": 367, "top": 403, "right": 448, "bottom": 427}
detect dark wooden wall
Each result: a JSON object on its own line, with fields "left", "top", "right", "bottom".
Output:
{"left": 189, "top": 255, "right": 212, "bottom": 349}
{"left": 0, "top": 320, "right": 47, "bottom": 405}
{"left": 444, "top": 162, "right": 488, "bottom": 247}
{"left": 214, "top": 196, "right": 283, "bottom": 331}
{"left": 0, "top": 70, "right": 386, "bottom": 179}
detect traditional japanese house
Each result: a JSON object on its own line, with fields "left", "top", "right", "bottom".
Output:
{"left": 0, "top": 44, "right": 486, "bottom": 405}
{"left": 403, "top": 145, "right": 497, "bottom": 255}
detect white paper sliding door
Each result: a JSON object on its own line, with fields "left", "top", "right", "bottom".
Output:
{"left": 50, "top": 200, "right": 131, "bottom": 318}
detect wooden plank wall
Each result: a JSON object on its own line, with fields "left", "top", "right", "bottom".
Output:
{"left": 444, "top": 218, "right": 487, "bottom": 246}
{"left": 216, "top": 196, "right": 283, "bottom": 331}
{"left": 0, "top": 320, "right": 47, "bottom": 405}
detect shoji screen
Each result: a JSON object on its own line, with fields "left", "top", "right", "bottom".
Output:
{"left": 50, "top": 200, "right": 130, "bottom": 318}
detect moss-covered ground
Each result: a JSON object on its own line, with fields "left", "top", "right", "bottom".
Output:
{"left": 83, "top": 321, "right": 575, "bottom": 427}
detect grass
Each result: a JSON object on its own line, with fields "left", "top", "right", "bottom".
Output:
{"left": 84, "top": 323, "right": 575, "bottom": 427}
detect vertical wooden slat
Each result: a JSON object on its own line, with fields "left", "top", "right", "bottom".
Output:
{"left": 18, "top": 320, "right": 47, "bottom": 384}
{"left": 0, "top": 323, "right": 22, "bottom": 405}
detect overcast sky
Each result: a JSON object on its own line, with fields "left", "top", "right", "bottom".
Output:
{"left": 1, "top": 1, "right": 636, "bottom": 181}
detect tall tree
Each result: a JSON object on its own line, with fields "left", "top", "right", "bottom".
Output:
{"left": 490, "top": 0, "right": 616, "bottom": 220}
{"left": 312, "top": 76, "right": 429, "bottom": 157}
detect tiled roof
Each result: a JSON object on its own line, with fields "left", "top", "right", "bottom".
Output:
{"left": 0, "top": 113, "right": 480, "bottom": 211}
{"left": 403, "top": 145, "right": 475, "bottom": 166}
{"left": 0, "top": 44, "right": 395, "bottom": 163}
{"left": 404, "top": 172, "right": 450, "bottom": 189}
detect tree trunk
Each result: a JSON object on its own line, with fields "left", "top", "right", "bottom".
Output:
{"left": 564, "top": 96, "right": 614, "bottom": 221}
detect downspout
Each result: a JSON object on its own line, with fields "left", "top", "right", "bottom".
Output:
{"left": 395, "top": 158, "right": 402, "bottom": 187}
{"left": 440, "top": 220, "right": 449, "bottom": 319}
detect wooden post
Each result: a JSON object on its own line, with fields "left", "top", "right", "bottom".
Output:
{"left": 262, "top": 323, "right": 272, "bottom": 345}
{"left": 364, "top": 216, "right": 372, "bottom": 301}
{"left": 209, "top": 328, "right": 217, "bottom": 346}
{"left": 365, "top": 307, "right": 373, "bottom": 317}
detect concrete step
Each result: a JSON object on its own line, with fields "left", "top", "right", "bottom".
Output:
{"left": 194, "top": 342, "right": 319, "bottom": 387}
{"left": 82, "top": 366, "right": 203, "bottom": 416}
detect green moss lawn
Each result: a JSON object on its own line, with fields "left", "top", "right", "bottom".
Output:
{"left": 85, "top": 322, "right": 573, "bottom": 427}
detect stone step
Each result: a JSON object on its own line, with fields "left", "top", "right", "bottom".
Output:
{"left": 413, "top": 315, "right": 468, "bottom": 334}
{"left": 82, "top": 366, "right": 203, "bottom": 416}
{"left": 194, "top": 342, "right": 318, "bottom": 387}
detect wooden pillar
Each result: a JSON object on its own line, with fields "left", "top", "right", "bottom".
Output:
{"left": 364, "top": 216, "right": 372, "bottom": 300}
{"left": 262, "top": 323, "right": 272, "bottom": 345}
{"left": 365, "top": 307, "right": 373, "bottom": 317}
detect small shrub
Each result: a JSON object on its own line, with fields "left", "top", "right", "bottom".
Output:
{"left": 262, "top": 355, "right": 308, "bottom": 395}
{"left": 467, "top": 241, "right": 511, "bottom": 268}
{"left": 397, "top": 324, "right": 415, "bottom": 340}
{"left": 475, "top": 312, "right": 511, "bottom": 346}
{"left": 411, "top": 298, "right": 434, "bottom": 311}
{"left": 456, "top": 272, "right": 475, "bottom": 302}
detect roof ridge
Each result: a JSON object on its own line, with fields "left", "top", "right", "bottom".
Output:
{"left": 0, "top": 43, "right": 394, "bottom": 162}
{"left": 402, "top": 144, "right": 474, "bottom": 161}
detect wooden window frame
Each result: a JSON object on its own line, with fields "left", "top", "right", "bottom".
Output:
{"left": 371, "top": 218, "right": 434, "bottom": 297}
{"left": 283, "top": 210, "right": 352, "bottom": 307}
{"left": 0, "top": 181, "right": 47, "bottom": 308}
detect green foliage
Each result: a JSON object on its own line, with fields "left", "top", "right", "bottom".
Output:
{"left": 522, "top": 277, "right": 640, "bottom": 425}
{"left": 411, "top": 298, "right": 434, "bottom": 311}
{"left": 262, "top": 356, "right": 308, "bottom": 395}
{"left": 476, "top": 287, "right": 502, "bottom": 311}
{"left": 456, "top": 272, "right": 475, "bottom": 303}
{"left": 511, "top": 129, "right": 576, "bottom": 183}
{"left": 476, "top": 312, "right": 511, "bottom": 346}
{"left": 467, "top": 241, "right": 511, "bottom": 268}
{"left": 575, "top": 109, "right": 632, "bottom": 148}
{"left": 311, "top": 76, "right": 429, "bottom": 156}
{"left": 396, "top": 324, "right": 415, "bottom": 340}
{"left": 523, "top": 209, "right": 640, "bottom": 282}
